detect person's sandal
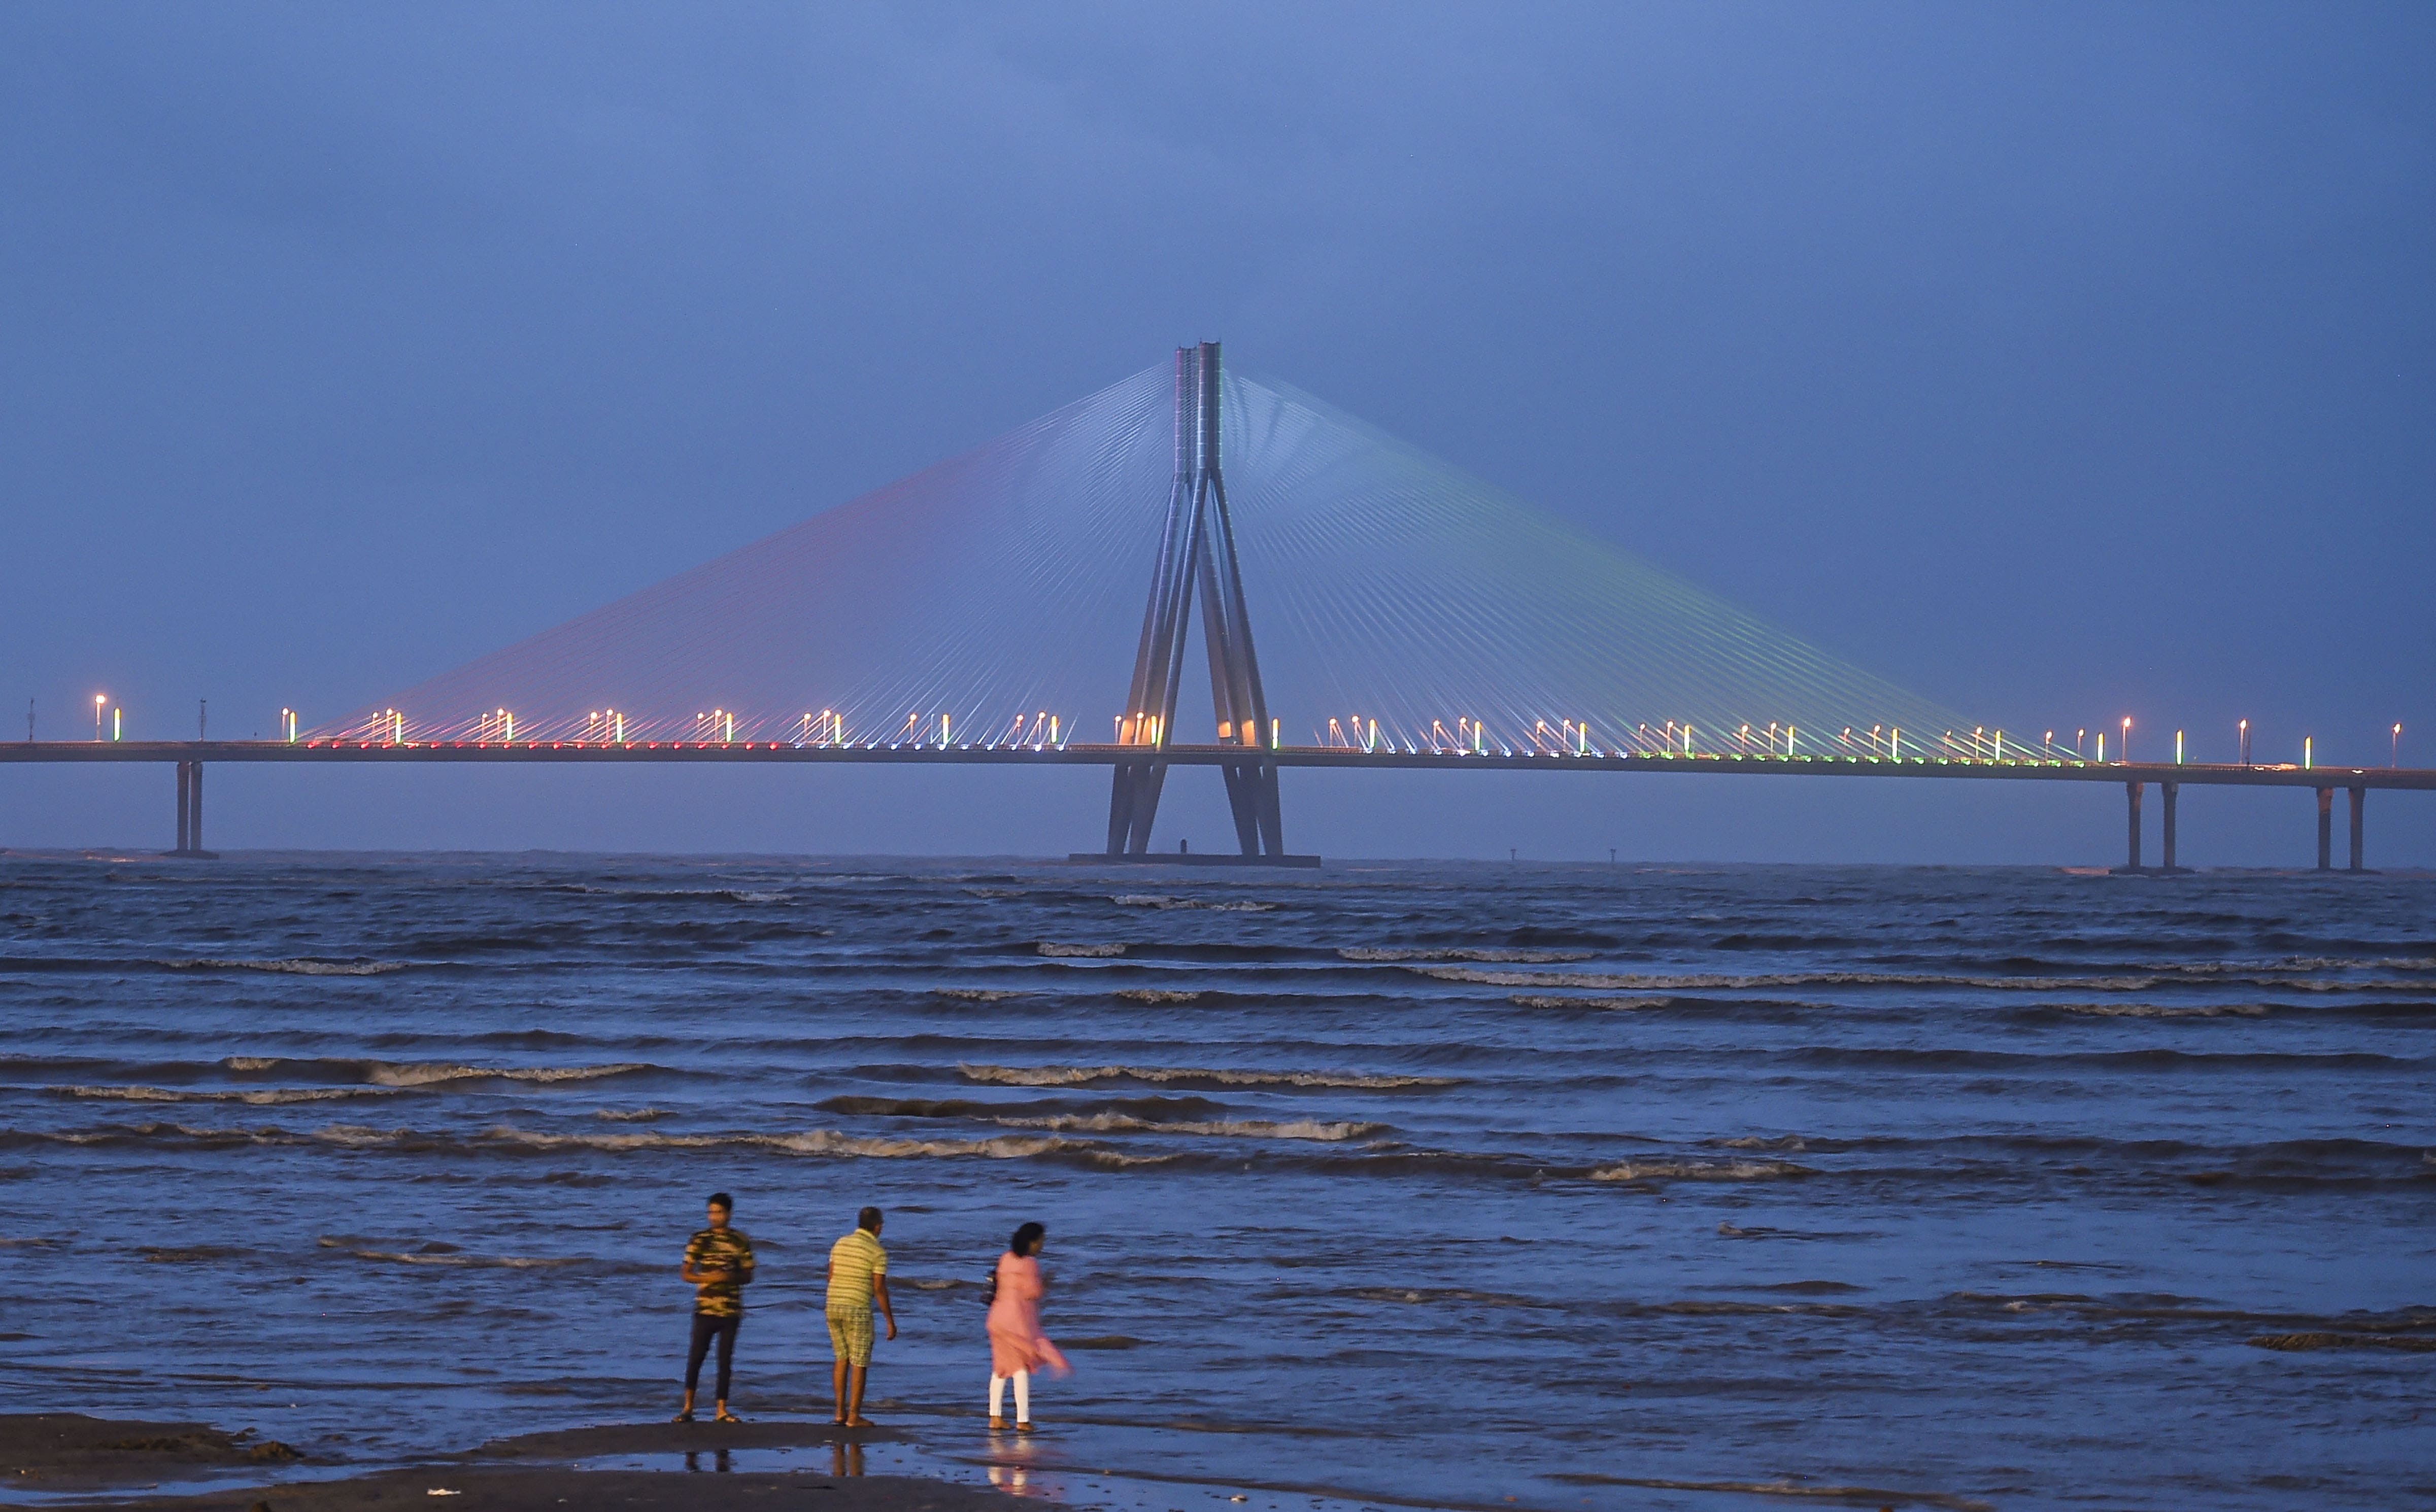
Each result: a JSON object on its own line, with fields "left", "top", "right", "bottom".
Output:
{"left": 715, "top": 1411, "right": 743, "bottom": 1424}
{"left": 670, "top": 1411, "right": 695, "bottom": 1423}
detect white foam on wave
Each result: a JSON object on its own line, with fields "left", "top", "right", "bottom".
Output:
{"left": 957, "top": 1062, "right": 1460, "bottom": 1090}
{"left": 221, "top": 1056, "right": 658, "bottom": 1088}
{"left": 162, "top": 957, "right": 406, "bottom": 976}
{"left": 985, "top": 1111, "right": 1386, "bottom": 1141}
{"left": 464, "top": 1124, "right": 1177, "bottom": 1167}
{"left": 1509, "top": 993, "right": 1670, "bottom": 1011}
{"left": 1416, "top": 965, "right": 2169, "bottom": 992}
{"left": 1113, "top": 988, "right": 1202, "bottom": 1004}
{"left": 57, "top": 1084, "right": 396, "bottom": 1106}
{"left": 1111, "top": 896, "right": 1274, "bottom": 912}
{"left": 933, "top": 987, "right": 1029, "bottom": 1001}
{"left": 561, "top": 884, "right": 792, "bottom": 904}
{"left": 1038, "top": 942, "right": 1126, "bottom": 957}
{"left": 1342, "top": 947, "right": 1598, "bottom": 963}
{"left": 1591, "top": 1158, "right": 1815, "bottom": 1182}
{"left": 316, "top": 1236, "right": 578, "bottom": 1268}
{"left": 2052, "top": 1002, "right": 2270, "bottom": 1018}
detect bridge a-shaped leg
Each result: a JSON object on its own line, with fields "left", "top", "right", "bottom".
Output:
{"left": 1105, "top": 760, "right": 1169, "bottom": 855}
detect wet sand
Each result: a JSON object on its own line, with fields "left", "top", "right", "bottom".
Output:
{"left": 4, "top": 1415, "right": 1012, "bottom": 1512}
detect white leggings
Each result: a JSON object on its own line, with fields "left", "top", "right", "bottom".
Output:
{"left": 989, "top": 1369, "right": 1030, "bottom": 1421}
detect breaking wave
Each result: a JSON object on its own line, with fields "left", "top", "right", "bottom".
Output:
{"left": 57, "top": 1084, "right": 397, "bottom": 1106}
{"left": 1341, "top": 947, "right": 1598, "bottom": 963}
{"left": 956, "top": 1062, "right": 1461, "bottom": 1090}
{"left": 1038, "top": 942, "right": 1126, "bottom": 957}
{"left": 221, "top": 1056, "right": 660, "bottom": 1088}
{"left": 163, "top": 957, "right": 407, "bottom": 976}
{"left": 1112, "top": 896, "right": 1276, "bottom": 912}
{"left": 1591, "top": 1158, "right": 1816, "bottom": 1182}
{"left": 982, "top": 1111, "right": 1386, "bottom": 1141}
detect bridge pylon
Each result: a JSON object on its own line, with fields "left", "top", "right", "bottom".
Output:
{"left": 1095, "top": 342, "right": 1307, "bottom": 864}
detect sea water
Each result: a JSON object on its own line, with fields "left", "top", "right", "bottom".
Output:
{"left": 0, "top": 854, "right": 2428, "bottom": 1510}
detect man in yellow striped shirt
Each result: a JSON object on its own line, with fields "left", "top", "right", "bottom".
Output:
{"left": 824, "top": 1206, "right": 895, "bottom": 1427}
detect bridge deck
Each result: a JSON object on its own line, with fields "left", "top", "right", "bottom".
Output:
{"left": 3, "top": 740, "right": 2428, "bottom": 790}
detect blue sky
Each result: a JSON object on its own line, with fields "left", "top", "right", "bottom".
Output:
{"left": 3, "top": 3, "right": 2429, "bottom": 862}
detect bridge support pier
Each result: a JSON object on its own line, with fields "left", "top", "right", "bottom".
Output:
{"left": 1085, "top": 340, "right": 1316, "bottom": 867}
{"left": 2349, "top": 785, "right": 2366, "bottom": 872}
{"left": 2123, "top": 781, "right": 2142, "bottom": 870}
{"left": 2160, "top": 781, "right": 2178, "bottom": 871}
{"left": 168, "top": 760, "right": 216, "bottom": 859}
{"left": 2315, "top": 786, "right": 2333, "bottom": 871}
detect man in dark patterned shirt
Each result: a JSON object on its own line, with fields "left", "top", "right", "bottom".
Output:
{"left": 674, "top": 1191, "right": 755, "bottom": 1423}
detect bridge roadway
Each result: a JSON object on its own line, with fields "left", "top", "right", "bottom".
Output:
{"left": 5, "top": 737, "right": 2426, "bottom": 870}
{"left": 2, "top": 737, "right": 2429, "bottom": 787}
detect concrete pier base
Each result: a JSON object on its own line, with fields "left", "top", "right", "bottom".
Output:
{"left": 166, "top": 759, "right": 218, "bottom": 859}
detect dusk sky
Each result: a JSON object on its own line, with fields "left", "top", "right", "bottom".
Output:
{"left": 4, "top": 3, "right": 2429, "bottom": 863}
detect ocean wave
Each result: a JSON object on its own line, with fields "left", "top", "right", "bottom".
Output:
{"left": 1341, "top": 947, "right": 1598, "bottom": 963}
{"left": 2249, "top": 1331, "right": 2436, "bottom": 1352}
{"left": 222, "top": 1056, "right": 660, "bottom": 1088}
{"left": 460, "top": 1123, "right": 1176, "bottom": 1167}
{"left": 1412, "top": 965, "right": 2172, "bottom": 992}
{"left": 1549, "top": 1473, "right": 1990, "bottom": 1512}
{"left": 57, "top": 1084, "right": 397, "bottom": 1106}
{"left": 984, "top": 1112, "right": 1386, "bottom": 1141}
{"left": 1113, "top": 988, "right": 1203, "bottom": 1004}
{"left": 139, "top": 1245, "right": 250, "bottom": 1263}
{"left": 1591, "top": 1158, "right": 1816, "bottom": 1182}
{"left": 1509, "top": 993, "right": 1670, "bottom": 1011}
{"left": 1353, "top": 1286, "right": 1547, "bottom": 1308}
{"left": 957, "top": 1062, "right": 1460, "bottom": 1090}
{"left": 316, "top": 1236, "right": 580, "bottom": 1268}
{"left": 2048, "top": 1002, "right": 2270, "bottom": 1018}
{"left": 1714, "top": 1135, "right": 1809, "bottom": 1151}
{"left": 549, "top": 884, "right": 792, "bottom": 904}
{"left": 162, "top": 957, "right": 407, "bottom": 976}
{"left": 1112, "top": 896, "right": 1275, "bottom": 912}
{"left": 933, "top": 987, "right": 1029, "bottom": 1002}
{"left": 1038, "top": 942, "right": 1126, "bottom": 957}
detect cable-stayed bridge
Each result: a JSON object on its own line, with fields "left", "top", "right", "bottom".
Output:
{"left": 8, "top": 344, "right": 2428, "bottom": 868}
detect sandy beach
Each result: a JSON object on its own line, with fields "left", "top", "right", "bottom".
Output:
{"left": 5, "top": 1414, "right": 1012, "bottom": 1512}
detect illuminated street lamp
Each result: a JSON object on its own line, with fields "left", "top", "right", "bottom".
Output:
{"left": 2239, "top": 719, "right": 2250, "bottom": 766}
{"left": 2394, "top": 724, "right": 2404, "bottom": 767}
{"left": 94, "top": 694, "right": 105, "bottom": 741}
{"left": 2120, "top": 717, "right": 2132, "bottom": 764}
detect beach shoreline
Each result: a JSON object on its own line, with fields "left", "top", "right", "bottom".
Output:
{"left": 4, "top": 1414, "right": 1013, "bottom": 1512}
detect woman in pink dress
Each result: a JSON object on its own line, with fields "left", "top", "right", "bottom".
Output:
{"left": 987, "top": 1221, "right": 1069, "bottom": 1430}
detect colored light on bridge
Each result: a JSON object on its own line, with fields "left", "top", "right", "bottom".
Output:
{"left": 112, "top": 706, "right": 121, "bottom": 741}
{"left": 2304, "top": 736, "right": 2313, "bottom": 769}
{"left": 2176, "top": 730, "right": 2184, "bottom": 765}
